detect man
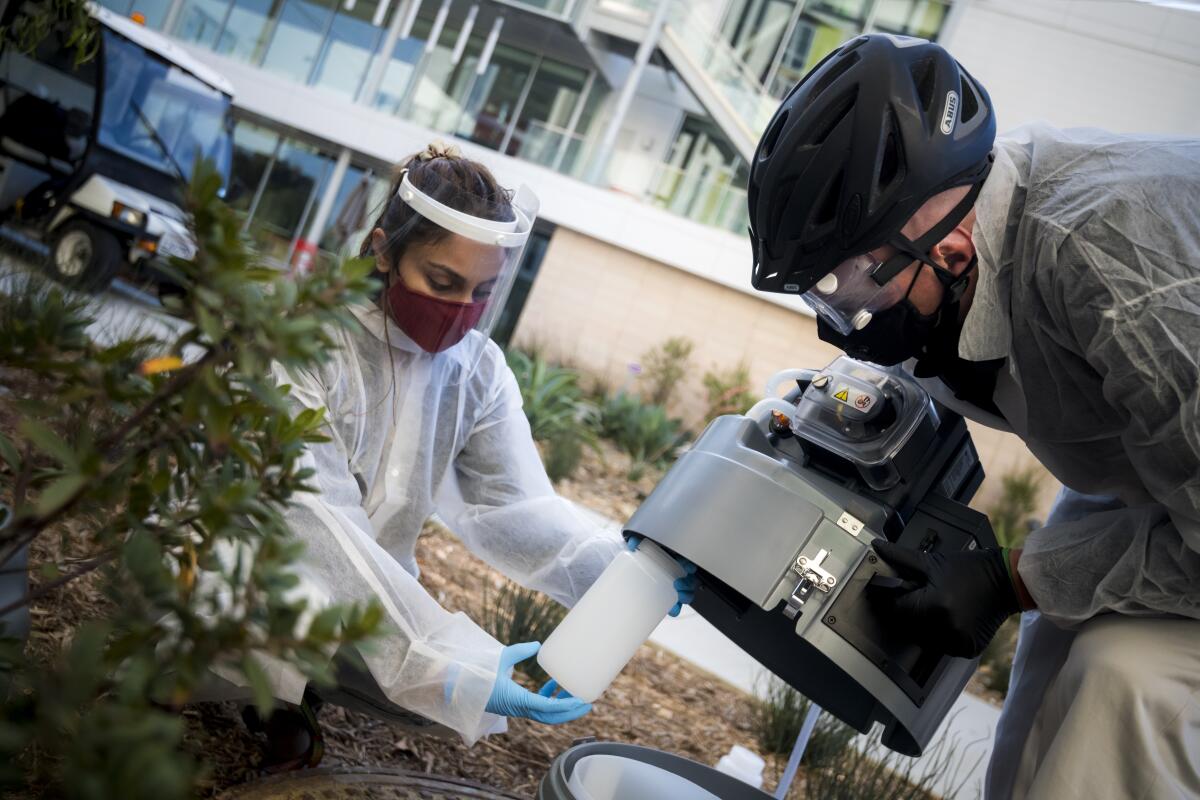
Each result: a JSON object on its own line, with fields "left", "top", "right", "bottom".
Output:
{"left": 747, "top": 34, "right": 1200, "bottom": 799}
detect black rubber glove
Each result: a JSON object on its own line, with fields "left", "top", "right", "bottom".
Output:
{"left": 869, "top": 540, "right": 1021, "bottom": 659}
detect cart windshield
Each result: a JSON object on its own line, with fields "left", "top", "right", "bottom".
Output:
{"left": 97, "top": 29, "right": 232, "bottom": 184}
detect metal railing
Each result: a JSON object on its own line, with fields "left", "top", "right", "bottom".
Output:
{"left": 645, "top": 159, "right": 749, "bottom": 235}
{"left": 662, "top": 1, "right": 780, "bottom": 139}
{"left": 492, "top": 0, "right": 583, "bottom": 22}
{"left": 518, "top": 120, "right": 593, "bottom": 176}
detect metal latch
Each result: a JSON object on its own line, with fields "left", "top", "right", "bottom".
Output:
{"left": 783, "top": 548, "right": 837, "bottom": 620}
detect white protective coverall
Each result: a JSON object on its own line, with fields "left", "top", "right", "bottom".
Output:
{"left": 235, "top": 302, "right": 623, "bottom": 744}
{"left": 910, "top": 124, "right": 1200, "bottom": 799}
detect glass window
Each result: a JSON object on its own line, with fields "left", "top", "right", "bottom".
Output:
{"left": 370, "top": 20, "right": 427, "bottom": 112}
{"left": 648, "top": 115, "right": 747, "bottom": 231}
{"left": 98, "top": 30, "right": 233, "bottom": 182}
{"left": 510, "top": 58, "right": 587, "bottom": 162}
{"left": 213, "top": 0, "right": 276, "bottom": 63}
{"left": 311, "top": 0, "right": 392, "bottom": 99}
{"left": 316, "top": 164, "right": 380, "bottom": 259}
{"left": 720, "top": 0, "right": 794, "bottom": 84}
{"left": 318, "top": 171, "right": 391, "bottom": 261}
{"left": 767, "top": 13, "right": 856, "bottom": 97}
{"left": 558, "top": 81, "right": 605, "bottom": 176}
{"left": 226, "top": 121, "right": 279, "bottom": 215}
{"left": 259, "top": 0, "right": 337, "bottom": 84}
{"left": 407, "top": 23, "right": 485, "bottom": 132}
{"left": 807, "top": 0, "right": 872, "bottom": 24}
{"left": 0, "top": 22, "right": 98, "bottom": 169}
{"left": 457, "top": 44, "right": 536, "bottom": 152}
{"left": 172, "top": 0, "right": 232, "bottom": 48}
{"left": 873, "top": 0, "right": 951, "bottom": 40}
{"left": 245, "top": 138, "right": 333, "bottom": 264}
{"left": 494, "top": 0, "right": 571, "bottom": 17}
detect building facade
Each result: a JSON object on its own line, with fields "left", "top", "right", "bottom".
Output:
{"left": 93, "top": 0, "right": 1200, "bottom": 514}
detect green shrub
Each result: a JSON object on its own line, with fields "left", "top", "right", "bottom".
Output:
{"left": 751, "top": 677, "right": 856, "bottom": 768}
{"left": 640, "top": 336, "right": 695, "bottom": 407}
{"left": 506, "top": 349, "right": 598, "bottom": 482}
{"left": 0, "top": 161, "right": 380, "bottom": 799}
{"left": 980, "top": 616, "right": 1020, "bottom": 697}
{"left": 543, "top": 433, "right": 584, "bottom": 484}
{"left": 479, "top": 579, "right": 567, "bottom": 685}
{"left": 702, "top": 362, "right": 757, "bottom": 420}
{"left": 988, "top": 466, "right": 1043, "bottom": 549}
{"left": 802, "top": 720, "right": 981, "bottom": 800}
{"left": 506, "top": 349, "right": 588, "bottom": 440}
{"left": 598, "top": 392, "right": 688, "bottom": 480}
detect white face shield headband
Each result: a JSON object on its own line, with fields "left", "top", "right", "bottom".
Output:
{"left": 374, "top": 166, "right": 538, "bottom": 378}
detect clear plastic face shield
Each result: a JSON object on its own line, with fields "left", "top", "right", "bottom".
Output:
{"left": 801, "top": 249, "right": 917, "bottom": 335}
{"left": 803, "top": 175, "right": 991, "bottom": 337}
{"left": 376, "top": 167, "right": 538, "bottom": 378}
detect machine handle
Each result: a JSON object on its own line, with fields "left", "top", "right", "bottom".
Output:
{"left": 867, "top": 574, "right": 920, "bottom": 594}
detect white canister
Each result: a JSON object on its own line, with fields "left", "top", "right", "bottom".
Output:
{"left": 537, "top": 539, "right": 684, "bottom": 703}
{"left": 714, "top": 745, "right": 766, "bottom": 789}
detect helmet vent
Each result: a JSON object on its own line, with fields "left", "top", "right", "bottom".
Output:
{"left": 807, "top": 51, "right": 861, "bottom": 104}
{"left": 759, "top": 111, "right": 789, "bottom": 160}
{"left": 909, "top": 56, "right": 938, "bottom": 112}
{"left": 879, "top": 131, "right": 900, "bottom": 189}
{"left": 770, "top": 177, "right": 797, "bottom": 240}
{"left": 870, "top": 113, "right": 907, "bottom": 215}
{"left": 804, "top": 89, "right": 857, "bottom": 146}
{"left": 959, "top": 76, "right": 980, "bottom": 123}
{"left": 813, "top": 169, "right": 843, "bottom": 227}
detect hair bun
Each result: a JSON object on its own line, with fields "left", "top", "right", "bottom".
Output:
{"left": 418, "top": 139, "right": 462, "bottom": 161}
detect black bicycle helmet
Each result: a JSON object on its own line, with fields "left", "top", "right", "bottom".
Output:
{"left": 748, "top": 34, "right": 995, "bottom": 295}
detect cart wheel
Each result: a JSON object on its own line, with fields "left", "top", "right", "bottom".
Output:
{"left": 48, "top": 220, "right": 121, "bottom": 292}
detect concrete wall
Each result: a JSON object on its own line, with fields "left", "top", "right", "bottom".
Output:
{"left": 513, "top": 228, "right": 1061, "bottom": 516}
{"left": 944, "top": 0, "right": 1200, "bottom": 136}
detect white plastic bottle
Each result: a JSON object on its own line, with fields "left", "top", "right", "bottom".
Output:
{"left": 537, "top": 539, "right": 684, "bottom": 703}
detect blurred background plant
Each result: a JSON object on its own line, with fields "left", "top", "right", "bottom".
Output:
{"left": 979, "top": 618, "right": 1020, "bottom": 698}
{"left": 751, "top": 676, "right": 856, "bottom": 770}
{"left": 801, "top": 719, "right": 982, "bottom": 800}
{"left": 506, "top": 348, "right": 599, "bottom": 483}
{"left": 479, "top": 577, "right": 566, "bottom": 685}
{"left": 598, "top": 392, "right": 689, "bottom": 481}
{"left": 975, "top": 465, "right": 1045, "bottom": 699}
{"left": 702, "top": 362, "right": 757, "bottom": 420}
{"left": 1, "top": 0, "right": 99, "bottom": 65}
{"left": 988, "top": 466, "right": 1043, "bottom": 549}
{"left": 639, "top": 336, "right": 694, "bottom": 408}
{"left": 0, "top": 160, "right": 382, "bottom": 799}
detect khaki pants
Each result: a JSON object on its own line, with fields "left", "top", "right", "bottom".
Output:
{"left": 987, "top": 613, "right": 1200, "bottom": 800}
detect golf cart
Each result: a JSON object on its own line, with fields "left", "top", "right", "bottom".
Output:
{"left": 0, "top": 2, "right": 234, "bottom": 291}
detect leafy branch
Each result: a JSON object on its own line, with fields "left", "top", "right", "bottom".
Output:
{"left": 0, "top": 158, "right": 383, "bottom": 798}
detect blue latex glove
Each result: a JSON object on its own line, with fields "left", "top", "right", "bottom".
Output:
{"left": 626, "top": 535, "right": 698, "bottom": 617}
{"left": 484, "top": 642, "right": 592, "bottom": 724}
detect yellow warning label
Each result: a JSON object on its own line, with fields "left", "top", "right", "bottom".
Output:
{"left": 833, "top": 388, "right": 849, "bottom": 402}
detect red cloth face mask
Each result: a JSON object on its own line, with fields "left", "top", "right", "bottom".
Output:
{"left": 385, "top": 273, "right": 488, "bottom": 353}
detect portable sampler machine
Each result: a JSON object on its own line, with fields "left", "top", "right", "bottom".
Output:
{"left": 624, "top": 356, "right": 997, "bottom": 756}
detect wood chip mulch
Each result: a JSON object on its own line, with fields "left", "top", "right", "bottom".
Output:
{"left": 184, "top": 521, "right": 790, "bottom": 798}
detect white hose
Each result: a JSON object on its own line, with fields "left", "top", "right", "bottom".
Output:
{"left": 764, "top": 368, "right": 816, "bottom": 399}
{"left": 774, "top": 702, "right": 822, "bottom": 799}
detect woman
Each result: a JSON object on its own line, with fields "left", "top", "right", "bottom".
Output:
{"left": 239, "top": 142, "right": 695, "bottom": 768}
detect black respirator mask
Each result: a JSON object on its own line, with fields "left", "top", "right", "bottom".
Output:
{"left": 817, "top": 256, "right": 976, "bottom": 367}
